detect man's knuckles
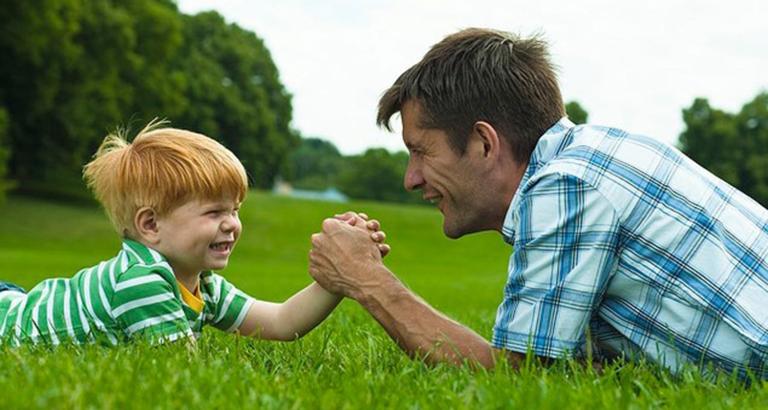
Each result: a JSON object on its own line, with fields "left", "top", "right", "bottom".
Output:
{"left": 322, "top": 217, "right": 345, "bottom": 232}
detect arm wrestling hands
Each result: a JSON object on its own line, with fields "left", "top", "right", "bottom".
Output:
{"left": 236, "top": 212, "right": 388, "bottom": 341}
{"left": 309, "top": 213, "right": 507, "bottom": 368}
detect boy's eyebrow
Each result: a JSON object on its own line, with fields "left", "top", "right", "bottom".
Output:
{"left": 202, "top": 199, "right": 241, "bottom": 208}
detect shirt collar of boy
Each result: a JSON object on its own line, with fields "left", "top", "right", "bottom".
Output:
{"left": 120, "top": 239, "right": 214, "bottom": 279}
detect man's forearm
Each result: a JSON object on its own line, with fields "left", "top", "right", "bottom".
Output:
{"left": 353, "top": 265, "right": 497, "bottom": 368}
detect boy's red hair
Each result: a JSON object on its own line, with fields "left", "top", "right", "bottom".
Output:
{"left": 83, "top": 120, "right": 248, "bottom": 238}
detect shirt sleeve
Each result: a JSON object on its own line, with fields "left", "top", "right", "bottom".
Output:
{"left": 492, "top": 173, "right": 621, "bottom": 358}
{"left": 203, "top": 273, "right": 254, "bottom": 333}
{"left": 110, "top": 266, "right": 193, "bottom": 344}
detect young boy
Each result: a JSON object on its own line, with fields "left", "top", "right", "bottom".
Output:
{"left": 0, "top": 122, "right": 388, "bottom": 346}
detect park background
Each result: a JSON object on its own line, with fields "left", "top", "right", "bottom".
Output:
{"left": 1, "top": 0, "right": 767, "bottom": 408}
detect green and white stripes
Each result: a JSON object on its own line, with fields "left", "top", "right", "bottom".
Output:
{"left": 0, "top": 240, "right": 253, "bottom": 346}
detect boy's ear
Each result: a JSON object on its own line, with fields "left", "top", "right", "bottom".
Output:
{"left": 134, "top": 207, "right": 161, "bottom": 244}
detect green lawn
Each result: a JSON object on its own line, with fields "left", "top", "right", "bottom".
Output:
{"left": 0, "top": 193, "right": 765, "bottom": 409}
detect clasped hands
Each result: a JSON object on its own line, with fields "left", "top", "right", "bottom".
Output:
{"left": 308, "top": 211, "right": 390, "bottom": 299}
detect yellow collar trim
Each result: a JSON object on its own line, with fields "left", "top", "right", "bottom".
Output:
{"left": 177, "top": 280, "right": 204, "bottom": 314}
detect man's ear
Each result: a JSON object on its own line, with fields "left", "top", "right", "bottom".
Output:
{"left": 471, "top": 121, "right": 501, "bottom": 161}
{"left": 134, "top": 207, "right": 161, "bottom": 245}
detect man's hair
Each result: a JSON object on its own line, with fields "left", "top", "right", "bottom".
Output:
{"left": 83, "top": 120, "right": 248, "bottom": 238}
{"left": 377, "top": 28, "right": 565, "bottom": 164}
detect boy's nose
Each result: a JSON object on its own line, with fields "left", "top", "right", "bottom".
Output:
{"left": 221, "top": 214, "right": 241, "bottom": 233}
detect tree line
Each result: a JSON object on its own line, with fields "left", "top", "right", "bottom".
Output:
{"left": 679, "top": 93, "right": 768, "bottom": 207}
{"left": 0, "top": 2, "right": 765, "bottom": 207}
{"left": 0, "top": 0, "right": 297, "bottom": 202}
{"left": 284, "top": 97, "right": 768, "bottom": 209}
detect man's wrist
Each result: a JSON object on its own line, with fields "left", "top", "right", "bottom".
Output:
{"left": 349, "top": 263, "right": 401, "bottom": 305}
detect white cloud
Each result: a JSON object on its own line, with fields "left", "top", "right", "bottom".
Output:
{"left": 177, "top": 0, "right": 768, "bottom": 154}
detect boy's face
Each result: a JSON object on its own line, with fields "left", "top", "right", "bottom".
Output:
{"left": 154, "top": 198, "right": 242, "bottom": 279}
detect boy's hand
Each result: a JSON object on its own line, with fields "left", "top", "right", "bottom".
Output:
{"left": 334, "top": 211, "right": 391, "bottom": 258}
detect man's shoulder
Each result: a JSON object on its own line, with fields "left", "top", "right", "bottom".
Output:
{"left": 535, "top": 125, "right": 683, "bottom": 189}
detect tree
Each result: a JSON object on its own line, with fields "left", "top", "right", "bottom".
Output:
{"left": 735, "top": 93, "right": 768, "bottom": 204}
{"left": 679, "top": 93, "right": 768, "bottom": 206}
{"left": 0, "top": 0, "right": 187, "bottom": 199}
{"left": 0, "top": 1, "right": 297, "bottom": 199}
{"left": 285, "top": 137, "right": 343, "bottom": 190}
{"left": 337, "top": 148, "right": 421, "bottom": 204}
{"left": 173, "top": 11, "right": 298, "bottom": 189}
{"left": 565, "top": 101, "right": 589, "bottom": 124}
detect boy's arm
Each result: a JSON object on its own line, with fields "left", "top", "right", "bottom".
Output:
{"left": 237, "top": 211, "right": 387, "bottom": 341}
{"left": 237, "top": 282, "right": 341, "bottom": 341}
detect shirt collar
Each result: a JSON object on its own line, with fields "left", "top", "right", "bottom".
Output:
{"left": 121, "top": 239, "right": 167, "bottom": 265}
{"left": 501, "top": 117, "right": 576, "bottom": 243}
{"left": 121, "top": 239, "right": 215, "bottom": 281}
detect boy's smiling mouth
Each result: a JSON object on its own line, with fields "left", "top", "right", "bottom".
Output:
{"left": 209, "top": 241, "right": 234, "bottom": 252}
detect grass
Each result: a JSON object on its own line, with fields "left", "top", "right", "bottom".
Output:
{"left": 1, "top": 193, "right": 766, "bottom": 409}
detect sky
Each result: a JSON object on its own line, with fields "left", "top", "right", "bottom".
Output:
{"left": 177, "top": 0, "right": 768, "bottom": 155}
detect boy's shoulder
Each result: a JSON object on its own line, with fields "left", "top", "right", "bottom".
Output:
{"left": 113, "top": 239, "right": 177, "bottom": 288}
{"left": 198, "top": 271, "right": 249, "bottom": 305}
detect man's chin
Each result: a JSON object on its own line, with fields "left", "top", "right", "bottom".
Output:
{"left": 442, "top": 219, "right": 465, "bottom": 239}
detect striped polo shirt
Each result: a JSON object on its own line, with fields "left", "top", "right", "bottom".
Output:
{"left": 0, "top": 239, "right": 254, "bottom": 346}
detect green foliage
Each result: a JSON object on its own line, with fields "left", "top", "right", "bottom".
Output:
{"left": 337, "top": 148, "right": 422, "bottom": 204}
{"left": 283, "top": 140, "right": 422, "bottom": 205}
{"left": 286, "top": 137, "right": 343, "bottom": 190}
{"left": 565, "top": 100, "right": 589, "bottom": 124}
{"left": 1, "top": 194, "right": 766, "bottom": 408}
{"left": 679, "top": 93, "right": 768, "bottom": 206}
{"left": 174, "top": 12, "right": 298, "bottom": 188}
{"left": 0, "top": 0, "right": 295, "bottom": 197}
{"left": 0, "top": 107, "right": 10, "bottom": 202}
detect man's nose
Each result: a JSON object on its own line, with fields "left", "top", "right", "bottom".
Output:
{"left": 404, "top": 162, "right": 424, "bottom": 191}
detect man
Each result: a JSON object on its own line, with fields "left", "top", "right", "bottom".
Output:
{"left": 308, "top": 28, "right": 768, "bottom": 378}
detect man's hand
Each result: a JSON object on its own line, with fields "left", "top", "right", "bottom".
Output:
{"left": 309, "top": 217, "right": 389, "bottom": 299}
{"left": 309, "top": 216, "right": 498, "bottom": 368}
{"left": 333, "top": 211, "right": 391, "bottom": 257}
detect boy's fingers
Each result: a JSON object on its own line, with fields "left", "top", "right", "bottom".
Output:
{"left": 334, "top": 212, "right": 373, "bottom": 228}
{"left": 334, "top": 211, "right": 357, "bottom": 221}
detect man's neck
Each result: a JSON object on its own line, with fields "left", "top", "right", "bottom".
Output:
{"left": 492, "top": 159, "right": 528, "bottom": 233}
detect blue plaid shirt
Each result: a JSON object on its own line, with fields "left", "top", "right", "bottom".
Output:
{"left": 492, "top": 118, "right": 768, "bottom": 378}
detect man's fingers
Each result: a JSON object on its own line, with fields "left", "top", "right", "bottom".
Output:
{"left": 371, "top": 231, "right": 386, "bottom": 243}
{"left": 358, "top": 212, "right": 369, "bottom": 220}
{"left": 378, "top": 244, "right": 391, "bottom": 257}
{"left": 365, "top": 219, "right": 381, "bottom": 231}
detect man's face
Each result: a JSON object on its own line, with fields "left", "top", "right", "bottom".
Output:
{"left": 401, "top": 101, "right": 496, "bottom": 238}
